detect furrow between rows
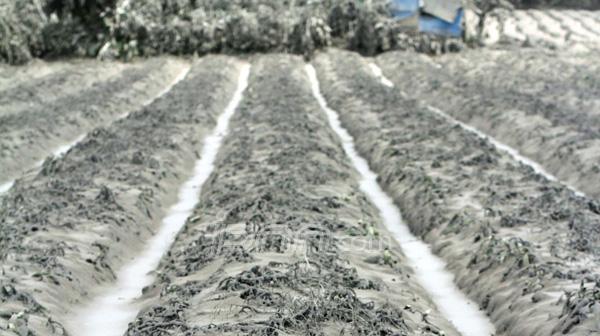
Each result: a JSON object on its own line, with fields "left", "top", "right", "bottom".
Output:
{"left": 313, "top": 49, "right": 600, "bottom": 336}
{"left": 72, "top": 60, "right": 250, "bottom": 336}
{"left": 123, "top": 55, "right": 459, "bottom": 336}
{"left": 0, "top": 56, "right": 242, "bottom": 336}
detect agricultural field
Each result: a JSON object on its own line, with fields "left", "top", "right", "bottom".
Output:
{"left": 1, "top": 1, "right": 600, "bottom": 336}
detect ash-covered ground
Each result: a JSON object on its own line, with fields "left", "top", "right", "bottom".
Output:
{"left": 1, "top": 1, "right": 600, "bottom": 336}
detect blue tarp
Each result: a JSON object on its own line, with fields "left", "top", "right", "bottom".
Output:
{"left": 419, "top": 9, "right": 464, "bottom": 37}
{"left": 390, "top": 0, "right": 464, "bottom": 37}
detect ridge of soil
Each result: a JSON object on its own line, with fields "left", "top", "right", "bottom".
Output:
{"left": 0, "top": 58, "right": 188, "bottom": 186}
{"left": 0, "top": 60, "right": 127, "bottom": 118}
{"left": 376, "top": 49, "right": 600, "bottom": 199}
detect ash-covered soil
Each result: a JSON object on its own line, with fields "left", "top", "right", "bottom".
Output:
{"left": 0, "top": 56, "right": 241, "bottom": 335}
{"left": 126, "top": 54, "right": 457, "bottom": 336}
{"left": 375, "top": 48, "right": 600, "bottom": 199}
{"left": 314, "top": 49, "right": 600, "bottom": 335}
{"left": 0, "top": 57, "right": 188, "bottom": 188}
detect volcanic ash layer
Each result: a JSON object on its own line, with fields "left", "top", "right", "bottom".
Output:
{"left": 125, "top": 54, "right": 460, "bottom": 336}
{"left": 0, "top": 56, "right": 242, "bottom": 336}
{"left": 313, "top": 48, "right": 600, "bottom": 336}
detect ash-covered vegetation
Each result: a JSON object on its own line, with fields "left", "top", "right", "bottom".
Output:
{"left": 2, "top": 0, "right": 599, "bottom": 64}
{"left": 1, "top": 0, "right": 463, "bottom": 64}
{"left": 0, "top": 0, "right": 115, "bottom": 64}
